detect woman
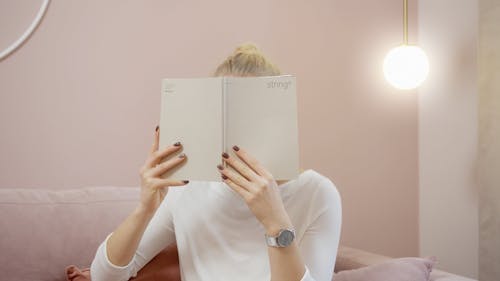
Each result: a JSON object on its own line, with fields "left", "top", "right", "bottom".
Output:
{"left": 90, "top": 43, "right": 342, "bottom": 281}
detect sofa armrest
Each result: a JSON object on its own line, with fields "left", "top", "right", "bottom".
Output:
{"left": 335, "top": 246, "right": 393, "bottom": 272}
{"left": 334, "top": 246, "right": 477, "bottom": 281}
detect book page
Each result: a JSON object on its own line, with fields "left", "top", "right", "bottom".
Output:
{"left": 159, "top": 77, "right": 223, "bottom": 181}
{"left": 225, "top": 75, "right": 300, "bottom": 181}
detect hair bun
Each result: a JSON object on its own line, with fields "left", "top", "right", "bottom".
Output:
{"left": 213, "top": 42, "right": 280, "bottom": 76}
{"left": 233, "top": 42, "right": 259, "bottom": 55}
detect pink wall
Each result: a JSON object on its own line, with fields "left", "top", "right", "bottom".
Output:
{"left": 0, "top": 0, "right": 418, "bottom": 257}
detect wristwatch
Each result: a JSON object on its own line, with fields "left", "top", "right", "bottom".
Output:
{"left": 265, "top": 228, "right": 296, "bottom": 247}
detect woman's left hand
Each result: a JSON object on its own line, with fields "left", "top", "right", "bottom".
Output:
{"left": 217, "top": 145, "right": 293, "bottom": 235}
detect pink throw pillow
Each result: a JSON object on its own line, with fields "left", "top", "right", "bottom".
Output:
{"left": 334, "top": 257, "right": 436, "bottom": 281}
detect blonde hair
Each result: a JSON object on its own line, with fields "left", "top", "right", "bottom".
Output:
{"left": 213, "top": 43, "right": 281, "bottom": 77}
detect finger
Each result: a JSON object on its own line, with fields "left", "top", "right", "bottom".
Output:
{"left": 221, "top": 151, "right": 260, "bottom": 182}
{"left": 218, "top": 164, "right": 253, "bottom": 192}
{"left": 149, "top": 153, "right": 187, "bottom": 177}
{"left": 222, "top": 177, "right": 251, "bottom": 200}
{"left": 231, "top": 145, "right": 273, "bottom": 179}
{"left": 153, "top": 178, "right": 190, "bottom": 189}
{"left": 145, "top": 142, "right": 182, "bottom": 169}
{"left": 150, "top": 125, "right": 160, "bottom": 155}
{"left": 144, "top": 178, "right": 183, "bottom": 194}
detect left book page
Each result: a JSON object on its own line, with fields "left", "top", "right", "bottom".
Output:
{"left": 159, "top": 77, "right": 223, "bottom": 182}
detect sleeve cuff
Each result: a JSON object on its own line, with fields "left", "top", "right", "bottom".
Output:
{"left": 102, "top": 233, "right": 136, "bottom": 270}
{"left": 90, "top": 232, "right": 138, "bottom": 280}
{"left": 300, "top": 265, "right": 315, "bottom": 281}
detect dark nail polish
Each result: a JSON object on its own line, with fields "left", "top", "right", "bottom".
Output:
{"left": 183, "top": 180, "right": 189, "bottom": 184}
{"left": 217, "top": 164, "right": 224, "bottom": 170}
{"left": 222, "top": 152, "right": 229, "bottom": 159}
{"left": 222, "top": 174, "right": 228, "bottom": 180}
{"left": 155, "top": 125, "right": 159, "bottom": 132}
{"left": 178, "top": 153, "right": 186, "bottom": 158}
{"left": 232, "top": 145, "right": 240, "bottom": 151}
{"left": 173, "top": 141, "right": 181, "bottom": 146}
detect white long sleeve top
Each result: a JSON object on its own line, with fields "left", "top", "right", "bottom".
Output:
{"left": 90, "top": 169, "right": 342, "bottom": 281}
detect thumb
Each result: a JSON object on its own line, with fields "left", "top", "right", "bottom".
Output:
{"left": 156, "top": 179, "right": 190, "bottom": 189}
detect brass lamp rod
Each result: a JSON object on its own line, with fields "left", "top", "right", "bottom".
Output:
{"left": 403, "top": 0, "right": 408, "bottom": 45}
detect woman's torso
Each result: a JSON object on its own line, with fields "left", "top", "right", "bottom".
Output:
{"left": 167, "top": 169, "right": 330, "bottom": 281}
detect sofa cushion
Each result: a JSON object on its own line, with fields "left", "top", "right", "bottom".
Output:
{"left": 334, "top": 256, "right": 436, "bottom": 281}
{"left": 0, "top": 187, "right": 140, "bottom": 281}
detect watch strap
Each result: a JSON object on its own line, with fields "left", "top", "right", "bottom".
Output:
{"left": 265, "top": 235, "right": 280, "bottom": 247}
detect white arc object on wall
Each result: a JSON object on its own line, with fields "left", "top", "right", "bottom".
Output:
{"left": 0, "top": 0, "right": 51, "bottom": 61}
{"left": 384, "top": 0, "right": 429, "bottom": 90}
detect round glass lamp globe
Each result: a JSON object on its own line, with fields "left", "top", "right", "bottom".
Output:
{"left": 383, "top": 45, "right": 429, "bottom": 90}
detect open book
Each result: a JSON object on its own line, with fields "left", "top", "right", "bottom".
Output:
{"left": 158, "top": 75, "right": 300, "bottom": 182}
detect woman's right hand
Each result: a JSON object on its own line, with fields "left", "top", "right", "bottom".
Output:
{"left": 138, "top": 125, "right": 189, "bottom": 215}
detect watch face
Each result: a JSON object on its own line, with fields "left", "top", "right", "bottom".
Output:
{"left": 277, "top": 229, "right": 295, "bottom": 246}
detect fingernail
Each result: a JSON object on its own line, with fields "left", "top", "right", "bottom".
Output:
{"left": 217, "top": 164, "right": 224, "bottom": 170}
{"left": 178, "top": 153, "right": 186, "bottom": 158}
{"left": 222, "top": 152, "right": 229, "bottom": 159}
{"left": 155, "top": 125, "right": 159, "bottom": 132}
{"left": 222, "top": 174, "right": 228, "bottom": 180}
{"left": 173, "top": 141, "right": 181, "bottom": 146}
{"left": 232, "top": 145, "right": 240, "bottom": 151}
{"left": 183, "top": 180, "right": 189, "bottom": 184}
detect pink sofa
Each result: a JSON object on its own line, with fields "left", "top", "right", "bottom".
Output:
{"left": 0, "top": 187, "right": 476, "bottom": 281}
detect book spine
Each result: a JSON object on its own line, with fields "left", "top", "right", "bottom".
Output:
{"left": 222, "top": 77, "right": 227, "bottom": 168}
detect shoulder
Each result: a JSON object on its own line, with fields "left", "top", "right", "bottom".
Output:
{"left": 298, "top": 169, "right": 341, "bottom": 208}
{"left": 302, "top": 169, "right": 340, "bottom": 196}
{"left": 285, "top": 169, "right": 341, "bottom": 232}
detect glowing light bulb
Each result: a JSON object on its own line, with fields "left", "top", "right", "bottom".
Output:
{"left": 383, "top": 45, "right": 429, "bottom": 90}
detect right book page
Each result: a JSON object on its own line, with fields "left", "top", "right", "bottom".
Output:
{"left": 224, "top": 75, "right": 300, "bottom": 181}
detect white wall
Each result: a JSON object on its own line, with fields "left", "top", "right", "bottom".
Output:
{"left": 478, "top": 1, "right": 500, "bottom": 280}
{"left": 418, "top": 0, "right": 478, "bottom": 278}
